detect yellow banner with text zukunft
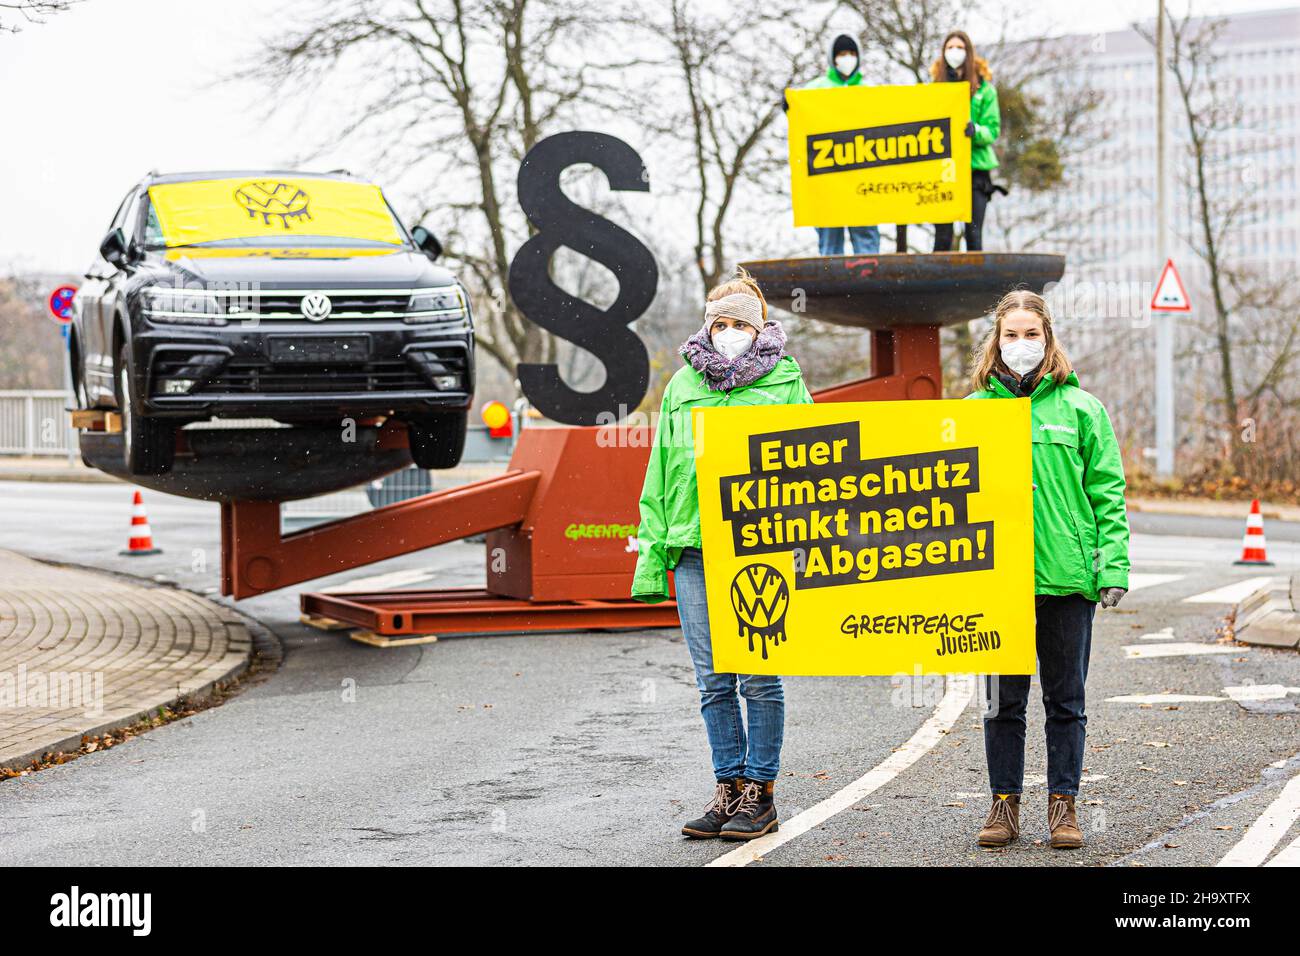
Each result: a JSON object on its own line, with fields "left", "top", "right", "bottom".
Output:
{"left": 786, "top": 83, "right": 971, "bottom": 228}
{"left": 693, "top": 400, "right": 1034, "bottom": 676}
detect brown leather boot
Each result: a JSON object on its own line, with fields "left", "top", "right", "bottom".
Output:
{"left": 681, "top": 778, "right": 744, "bottom": 839}
{"left": 977, "top": 793, "right": 1020, "bottom": 847}
{"left": 719, "top": 778, "right": 779, "bottom": 840}
{"left": 1048, "top": 794, "right": 1084, "bottom": 849}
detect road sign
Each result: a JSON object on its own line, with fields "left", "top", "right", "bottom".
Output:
{"left": 1150, "top": 259, "right": 1191, "bottom": 312}
{"left": 47, "top": 284, "right": 77, "bottom": 323}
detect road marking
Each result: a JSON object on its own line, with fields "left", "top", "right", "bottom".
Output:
{"left": 1183, "top": 577, "right": 1275, "bottom": 604}
{"left": 1106, "top": 693, "right": 1227, "bottom": 703}
{"left": 320, "top": 568, "right": 436, "bottom": 592}
{"left": 705, "top": 674, "right": 976, "bottom": 868}
{"left": 1264, "top": 832, "right": 1300, "bottom": 867}
{"left": 1123, "top": 642, "right": 1241, "bottom": 659}
{"left": 1127, "top": 573, "right": 1185, "bottom": 593}
{"left": 1223, "top": 684, "right": 1300, "bottom": 703}
{"left": 1139, "top": 627, "right": 1176, "bottom": 641}
{"left": 1218, "top": 770, "right": 1300, "bottom": 867}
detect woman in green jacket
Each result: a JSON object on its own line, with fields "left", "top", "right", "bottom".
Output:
{"left": 631, "top": 267, "right": 813, "bottom": 842}
{"left": 930, "top": 30, "right": 1001, "bottom": 252}
{"left": 965, "top": 290, "right": 1130, "bottom": 851}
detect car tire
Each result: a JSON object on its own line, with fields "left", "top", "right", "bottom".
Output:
{"left": 69, "top": 333, "right": 91, "bottom": 410}
{"left": 115, "top": 344, "right": 175, "bottom": 476}
{"left": 406, "top": 410, "right": 467, "bottom": 470}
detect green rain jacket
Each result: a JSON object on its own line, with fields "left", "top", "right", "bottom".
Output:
{"left": 631, "top": 356, "right": 814, "bottom": 603}
{"left": 965, "top": 370, "right": 1130, "bottom": 601}
{"left": 968, "top": 79, "right": 1001, "bottom": 171}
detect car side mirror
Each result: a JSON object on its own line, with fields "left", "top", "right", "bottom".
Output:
{"left": 99, "top": 228, "right": 131, "bottom": 269}
{"left": 411, "top": 225, "right": 442, "bottom": 261}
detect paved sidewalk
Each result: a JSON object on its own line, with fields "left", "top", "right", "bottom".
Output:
{"left": 0, "top": 456, "right": 120, "bottom": 484}
{"left": 1128, "top": 495, "right": 1300, "bottom": 523}
{"left": 0, "top": 549, "right": 252, "bottom": 769}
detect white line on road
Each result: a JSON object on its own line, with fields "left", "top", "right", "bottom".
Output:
{"left": 1264, "top": 832, "right": 1300, "bottom": 867}
{"left": 1183, "top": 577, "right": 1275, "bottom": 604}
{"left": 1223, "top": 685, "right": 1300, "bottom": 703}
{"left": 1126, "top": 573, "right": 1185, "bottom": 593}
{"left": 1105, "top": 693, "right": 1228, "bottom": 703}
{"left": 1218, "top": 770, "right": 1300, "bottom": 866}
{"left": 706, "top": 673, "right": 976, "bottom": 868}
{"left": 1123, "top": 642, "right": 1242, "bottom": 659}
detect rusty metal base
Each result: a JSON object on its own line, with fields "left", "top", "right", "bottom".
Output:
{"left": 300, "top": 587, "right": 680, "bottom": 640}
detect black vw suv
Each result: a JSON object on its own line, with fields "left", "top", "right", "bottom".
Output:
{"left": 71, "top": 170, "right": 474, "bottom": 475}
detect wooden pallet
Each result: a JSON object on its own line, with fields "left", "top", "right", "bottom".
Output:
{"left": 348, "top": 629, "right": 441, "bottom": 649}
{"left": 298, "top": 612, "right": 354, "bottom": 632}
{"left": 70, "top": 409, "right": 122, "bottom": 433}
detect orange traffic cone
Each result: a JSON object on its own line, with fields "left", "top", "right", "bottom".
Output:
{"left": 1233, "top": 498, "right": 1272, "bottom": 566}
{"left": 120, "top": 490, "right": 162, "bottom": 556}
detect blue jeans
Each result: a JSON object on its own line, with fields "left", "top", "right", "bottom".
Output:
{"left": 983, "top": 593, "right": 1096, "bottom": 796}
{"left": 816, "top": 225, "right": 880, "bottom": 256}
{"left": 673, "top": 547, "right": 784, "bottom": 781}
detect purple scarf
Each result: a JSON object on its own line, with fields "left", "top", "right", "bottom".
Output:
{"left": 680, "top": 320, "right": 787, "bottom": 392}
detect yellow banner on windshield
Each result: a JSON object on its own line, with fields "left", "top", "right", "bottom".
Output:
{"left": 148, "top": 178, "right": 403, "bottom": 247}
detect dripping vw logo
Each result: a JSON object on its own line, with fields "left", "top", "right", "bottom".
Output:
{"left": 300, "top": 292, "right": 332, "bottom": 321}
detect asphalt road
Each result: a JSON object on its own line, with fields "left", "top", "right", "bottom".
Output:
{"left": 0, "top": 479, "right": 1297, "bottom": 866}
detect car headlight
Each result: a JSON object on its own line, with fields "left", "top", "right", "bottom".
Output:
{"left": 141, "top": 287, "right": 228, "bottom": 326}
{"left": 404, "top": 286, "right": 466, "bottom": 324}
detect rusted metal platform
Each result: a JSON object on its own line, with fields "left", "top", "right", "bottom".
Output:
{"left": 300, "top": 587, "right": 679, "bottom": 640}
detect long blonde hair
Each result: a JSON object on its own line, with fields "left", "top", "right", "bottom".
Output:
{"left": 707, "top": 265, "right": 768, "bottom": 322}
{"left": 970, "top": 290, "right": 1072, "bottom": 391}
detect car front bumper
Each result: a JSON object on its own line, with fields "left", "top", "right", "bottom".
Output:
{"left": 132, "top": 316, "right": 475, "bottom": 420}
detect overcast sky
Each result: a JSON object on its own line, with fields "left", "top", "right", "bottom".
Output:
{"left": 0, "top": 0, "right": 1290, "bottom": 273}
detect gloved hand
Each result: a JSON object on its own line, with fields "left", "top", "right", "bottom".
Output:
{"left": 1099, "top": 587, "right": 1126, "bottom": 608}
{"left": 964, "top": 121, "right": 975, "bottom": 138}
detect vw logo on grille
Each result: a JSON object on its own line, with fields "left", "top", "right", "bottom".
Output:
{"left": 300, "top": 292, "right": 333, "bottom": 321}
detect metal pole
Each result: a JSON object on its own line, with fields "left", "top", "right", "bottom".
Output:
{"left": 1155, "top": 1, "right": 1175, "bottom": 476}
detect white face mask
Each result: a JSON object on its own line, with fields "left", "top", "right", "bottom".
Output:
{"left": 1000, "top": 338, "right": 1045, "bottom": 377}
{"left": 712, "top": 326, "right": 755, "bottom": 360}
{"left": 944, "top": 46, "right": 967, "bottom": 70}
{"left": 834, "top": 54, "right": 858, "bottom": 77}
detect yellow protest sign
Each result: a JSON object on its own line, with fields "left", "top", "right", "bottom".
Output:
{"left": 786, "top": 83, "right": 972, "bottom": 228}
{"left": 693, "top": 399, "right": 1034, "bottom": 676}
{"left": 148, "top": 178, "right": 404, "bottom": 247}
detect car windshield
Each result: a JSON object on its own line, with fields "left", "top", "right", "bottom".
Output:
{"left": 143, "top": 177, "right": 407, "bottom": 250}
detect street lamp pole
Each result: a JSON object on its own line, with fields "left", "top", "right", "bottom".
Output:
{"left": 1155, "top": 1, "right": 1175, "bottom": 477}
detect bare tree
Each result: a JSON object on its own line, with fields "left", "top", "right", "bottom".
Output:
{"left": 1140, "top": 6, "right": 1300, "bottom": 476}
{"left": 0, "top": 0, "right": 78, "bottom": 33}
{"left": 630, "top": 0, "right": 836, "bottom": 296}
{"left": 0, "top": 271, "right": 65, "bottom": 388}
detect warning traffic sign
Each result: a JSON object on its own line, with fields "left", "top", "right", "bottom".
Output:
{"left": 1150, "top": 259, "right": 1191, "bottom": 313}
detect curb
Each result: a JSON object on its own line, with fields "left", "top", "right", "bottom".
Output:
{"left": 1127, "top": 497, "right": 1300, "bottom": 523}
{"left": 1233, "top": 574, "right": 1300, "bottom": 651}
{"left": 0, "top": 558, "right": 282, "bottom": 774}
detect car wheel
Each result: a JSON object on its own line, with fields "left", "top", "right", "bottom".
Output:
{"left": 406, "top": 410, "right": 467, "bottom": 470}
{"left": 115, "top": 344, "right": 175, "bottom": 476}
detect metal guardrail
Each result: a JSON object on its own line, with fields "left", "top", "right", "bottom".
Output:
{"left": 0, "top": 390, "right": 79, "bottom": 456}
